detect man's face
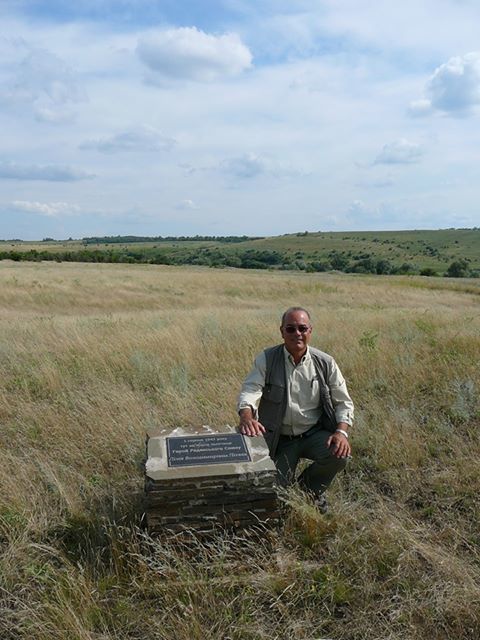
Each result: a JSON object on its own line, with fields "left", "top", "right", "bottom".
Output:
{"left": 280, "top": 310, "right": 312, "bottom": 354}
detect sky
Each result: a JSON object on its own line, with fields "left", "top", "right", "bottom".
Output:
{"left": 1, "top": 0, "right": 480, "bottom": 239}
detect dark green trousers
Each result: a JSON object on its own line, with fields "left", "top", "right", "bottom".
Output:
{"left": 274, "top": 428, "right": 347, "bottom": 495}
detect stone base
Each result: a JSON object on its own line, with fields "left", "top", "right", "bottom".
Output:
{"left": 144, "top": 425, "right": 279, "bottom": 536}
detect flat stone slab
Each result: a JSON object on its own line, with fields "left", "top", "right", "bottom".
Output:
{"left": 144, "top": 425, "right": 279, "bottom": 535}
{"left": 146, "top": 424, "right": 276, "bottom": 480}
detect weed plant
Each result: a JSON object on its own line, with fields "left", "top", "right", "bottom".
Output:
{"left": 0, "top": 261, "right": 479, "bottom": 639}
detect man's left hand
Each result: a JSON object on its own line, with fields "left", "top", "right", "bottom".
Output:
{"left": 326, "top": 431, "right": 351, "bottom": 458}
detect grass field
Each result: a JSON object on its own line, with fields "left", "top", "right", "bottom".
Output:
{"left": 0, "top": 261, "right": 479, "bottom": 639}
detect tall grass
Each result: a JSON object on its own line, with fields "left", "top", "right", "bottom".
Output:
{"left": 0, "top": 261, "right": 479, "bottom": 639}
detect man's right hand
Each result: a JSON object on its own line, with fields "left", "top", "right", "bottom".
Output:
{"left": 238, "top": 407, "right": 266, "bottom": 437}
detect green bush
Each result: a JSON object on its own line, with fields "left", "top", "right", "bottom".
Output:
{"left": 445, "top": 259, "right": 469, "bottom": 278}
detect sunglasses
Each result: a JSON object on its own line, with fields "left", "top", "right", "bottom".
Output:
{"left": 284, "top": 324, "right": 310, "bottom": 334}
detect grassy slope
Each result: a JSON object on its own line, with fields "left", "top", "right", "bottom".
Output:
{"left": 0, "top": 262, "right": 479, "bottom": 639}
{"left": 2, "top": 228, "right": 479, "bottom": 272}
{"left": 245, "top": 228, "right": 480, "bottom": 267}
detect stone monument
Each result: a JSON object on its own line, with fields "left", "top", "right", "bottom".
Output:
{"left": 144, "top": 424, "right": 279, "bottom": 536}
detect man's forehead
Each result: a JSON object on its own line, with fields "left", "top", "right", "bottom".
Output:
{"left": 283, "top": 311, "right": 310, "bottom": 324}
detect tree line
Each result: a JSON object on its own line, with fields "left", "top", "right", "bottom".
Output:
{"left": 0, "top": 247, "right": 476, "bottom": 278}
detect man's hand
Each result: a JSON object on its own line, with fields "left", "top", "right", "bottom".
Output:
{"left": 238, "top": 407, "right": 266, "bottom": 437}
{"left": 326, "top": 425, "right": 351, "bottom": 458}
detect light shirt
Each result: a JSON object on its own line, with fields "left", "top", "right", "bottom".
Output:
{"left": 237, "top": 346, "right": 354, "bottom": 436}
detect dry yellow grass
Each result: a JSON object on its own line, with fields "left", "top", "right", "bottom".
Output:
{"left": 0, "top": 260, "right": 479, "bottom": 639}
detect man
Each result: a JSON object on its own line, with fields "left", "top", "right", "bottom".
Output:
{"left": 237, "top": 307, "right": 354, "bottom": 511}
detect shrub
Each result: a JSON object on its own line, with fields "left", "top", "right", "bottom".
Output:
{"left": 445, "top": 259, "right": 469, "bottom": 278}
{"left": 420, "top": 267, "right": 438, "bottom": 277}
{"left": 393, "top": 262, "right": 416, "bottom": 275}
{"left": 329, "top": 252, "right": 350, "bottom": 270}
{"left": 375, "top": 259, "right": 393, "bottom": 275}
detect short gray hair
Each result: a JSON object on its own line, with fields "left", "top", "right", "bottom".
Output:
{"left": 281, "top": 306, "right": 311, "bottom": 326}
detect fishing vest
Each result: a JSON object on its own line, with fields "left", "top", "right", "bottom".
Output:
{"left": 258, "top": 344, "right": 337, "bottom": 456}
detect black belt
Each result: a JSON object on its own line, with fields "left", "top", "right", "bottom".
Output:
{"left": 279, "top": 425, "right": 318, "bottom": 440}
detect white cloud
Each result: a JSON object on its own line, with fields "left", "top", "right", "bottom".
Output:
{"left": 175, "top": 199, "right": 199, "bottom": 210}
{"left": 408, "top": 98, "right": 433, "bottom": 117}
{"left": 348, "top": 199, "right": 376, "bottom": 218}
{"left": 137, "top": 27, "right": 252, "bottom": 82}
{"left": 11, "top": 200, "right": 81, "bottom": 217}
{"left": 220, "top": 153, "right": 269, "bottom": 179}
{"left": 428, "top": 52, "right": 480, "bottom": 113}
{"left": 0, "top": 161, "right": 94, "bottom": 181}
{"left": 35, "top": 106, "right": 76, "bottom": 124}
{"left": 374, "top": 139, "right": 423, "bottom": 165}
{"left": 410, "top": 52, "right": 480, "bottom": 116}
{"left": 80, "top": 126, "right": 176, "bottom": 153}
{"left": 220, "top": 152, "right": 305, "bottom": 180}
{"left": 356, "top": 176, "right": 395, "bottom": 189}
{"left": 312, "top": 0, "right": 480, "bottom": 60}
{"left": 0, "top": 46, "right": 86, "bottom": 122}
{"left": 178, "top": 163, "right": 196, "bottom": 175}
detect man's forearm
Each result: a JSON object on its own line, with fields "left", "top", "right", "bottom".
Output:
{"left": 239, "top": 406, "right": 254, "bottom": 420}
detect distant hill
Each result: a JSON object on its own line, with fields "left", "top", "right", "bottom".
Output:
{"left": 1, "top": 228, "right": 479, "bottom": 277}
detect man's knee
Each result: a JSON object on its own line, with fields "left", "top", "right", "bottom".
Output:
{"left": 330, "top": 454, "right": 348, "bottom": 472}
{"left": 308, "top": 452, "right": 348, "bottom": 479}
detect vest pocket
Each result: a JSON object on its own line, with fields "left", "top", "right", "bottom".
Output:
{"left": 263, "top": 383, "right": 284, "bottom": 403}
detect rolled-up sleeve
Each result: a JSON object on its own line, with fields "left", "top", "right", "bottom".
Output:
{"left": 327, "top": 359, "right": 354, "bottom": 426}
{"left": 237, "top": 351, "right": 267, "bottom": 416}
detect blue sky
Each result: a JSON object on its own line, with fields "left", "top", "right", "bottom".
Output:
{"left": 1, "top": 0, "right": 479, "bottom": 239}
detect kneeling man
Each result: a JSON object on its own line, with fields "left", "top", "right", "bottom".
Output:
{"left": 237, "top": 307, "right": 354, "bottom": 511}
